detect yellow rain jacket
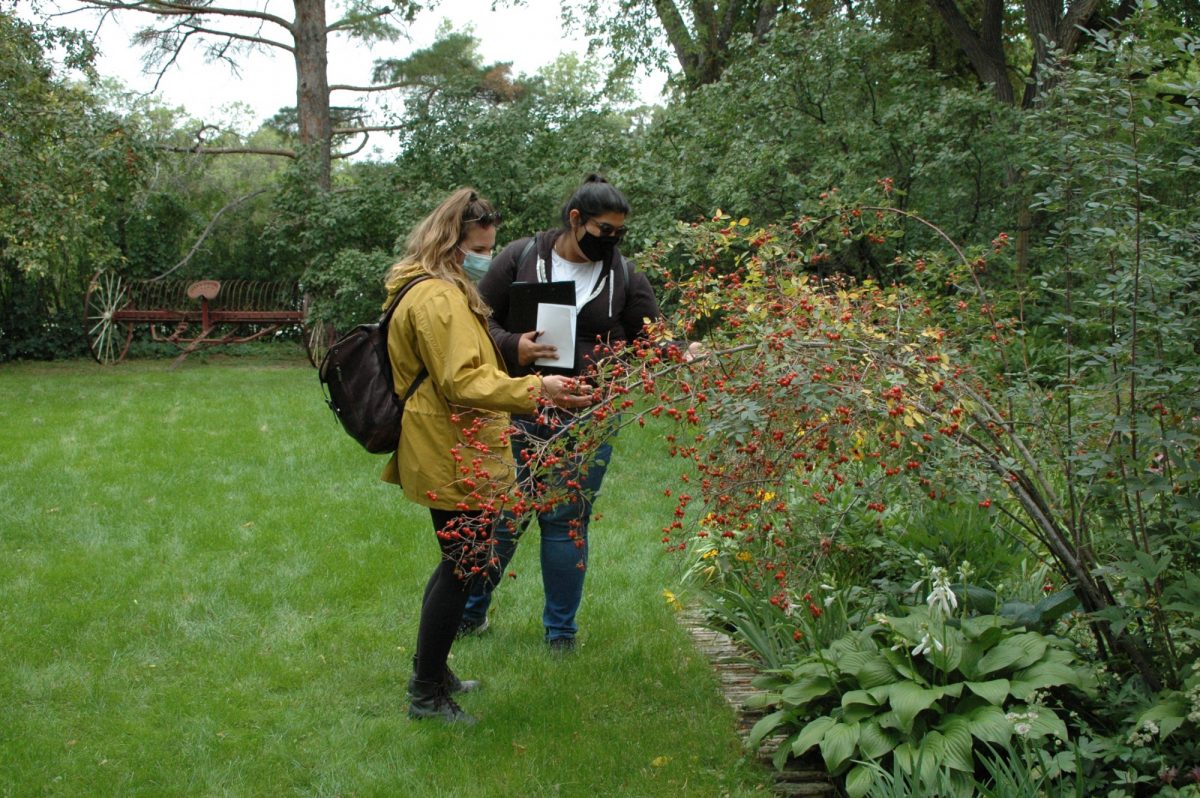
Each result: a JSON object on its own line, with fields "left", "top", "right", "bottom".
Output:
{"left": 381, "top": 275, "right": 542, "bottom": 510}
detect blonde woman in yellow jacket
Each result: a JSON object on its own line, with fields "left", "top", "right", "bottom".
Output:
{"left": 380, "top": 188, "right": 592, "bottom": 724}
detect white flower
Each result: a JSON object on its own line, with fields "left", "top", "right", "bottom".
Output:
{"left": 1014, "top": 722, "right": 1032, "bottom": 736}
{"left": 925, "top": 565, "right": 959, "bottom": 618}
{"left": 911, "top": 633, "right": 943, "bottom": 658}
{"left": 1126, "top": 719, "right": 1160, "bottom": 748}
{"left": 927, "top": 584, "right": 958, "bottom": 617}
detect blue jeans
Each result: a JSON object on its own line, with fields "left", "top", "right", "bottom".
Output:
{"left": 463, "top": 419, "right": 612, "bottom": 641}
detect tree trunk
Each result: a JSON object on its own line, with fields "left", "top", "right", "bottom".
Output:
{"left": 293, "top": 0, "right": 331, "bottom": 191}
{"left": 927, "top": 0, "right": 1015, "bottom": 105}
{"left": 652, "top": 0, "right": 781, "bottom": 87}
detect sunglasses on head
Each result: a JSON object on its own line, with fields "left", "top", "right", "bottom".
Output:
{"left": 588, "top": 220, "right": 628, "bottom": 239}
{"left": 464, "top": 211, "right": 502, "bottom": 227}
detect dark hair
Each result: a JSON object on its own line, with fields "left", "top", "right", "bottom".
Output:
{"left": 560, "top": 173, "right": 630, "bottom": 227}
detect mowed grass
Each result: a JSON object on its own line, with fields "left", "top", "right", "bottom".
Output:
{"left": 0, "top": 355, "right": 768, "bottom": 798}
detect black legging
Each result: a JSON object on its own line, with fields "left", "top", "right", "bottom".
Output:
{"left": 414, "top": 508, "right": 499, "bottom": 683}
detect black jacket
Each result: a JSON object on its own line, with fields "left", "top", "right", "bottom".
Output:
{"left": 478, "top": 229, "right": 661, "bottom": 377}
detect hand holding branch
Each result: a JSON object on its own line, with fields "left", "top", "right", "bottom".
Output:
{"left": 540, "top": 375, "right": 594, "bottom": 409}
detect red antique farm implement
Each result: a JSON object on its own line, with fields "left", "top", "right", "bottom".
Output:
{"left": 83, "top": 270, "right": 332, "bottom": 366}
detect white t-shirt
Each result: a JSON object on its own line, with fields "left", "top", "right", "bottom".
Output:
{"left": 550, "top": 249, "right": 603, "bottom": 310}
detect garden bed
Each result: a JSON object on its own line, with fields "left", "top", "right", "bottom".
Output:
{"left": 680, "top": 609, "right": 835, "bottom": 797}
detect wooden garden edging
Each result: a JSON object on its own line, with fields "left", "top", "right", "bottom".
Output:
{"left": 679, "top": 609, "right": 836, "bottom": 797}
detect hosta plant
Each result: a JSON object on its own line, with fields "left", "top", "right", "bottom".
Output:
{"left": 747, "top": 606, "right": 1092, "bottom": 798}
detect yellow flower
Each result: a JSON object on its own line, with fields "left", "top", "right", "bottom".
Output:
{"left": 661, "top": 589, "right": 683, "bottom": 610}
{"left": 736, "top": 551, "right": 753, "bottom": 562}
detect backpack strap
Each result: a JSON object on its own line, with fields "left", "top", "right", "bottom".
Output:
{"left": 384, "top": 275, "right": 431, "bottom": 399}
{"left": 519, "top": 233, "right": 539, "bottom": 277}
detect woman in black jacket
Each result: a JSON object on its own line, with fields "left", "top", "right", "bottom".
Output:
{"left": 460, "top": 175, "right": 668, "bottom": 651}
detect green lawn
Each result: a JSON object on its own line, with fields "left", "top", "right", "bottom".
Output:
{"left": 0, "top": 355, "right": 768, "bottom": 797}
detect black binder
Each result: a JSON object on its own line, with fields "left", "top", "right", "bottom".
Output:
{"left": 507, "top": 281, "right": 575, "bottom": 334}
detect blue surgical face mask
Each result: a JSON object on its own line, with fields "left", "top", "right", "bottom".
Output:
{"left": 461, "top": 250, "right": 492, "bottom": 282}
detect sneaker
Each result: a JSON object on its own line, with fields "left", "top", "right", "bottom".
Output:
{"left": 547, "top": 637, "right": 576, "bottom": 655}
{"left": 455, "top": 616, "right": 489, "bottom": 639}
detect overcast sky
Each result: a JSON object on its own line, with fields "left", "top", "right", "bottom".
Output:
{"left": 43, "top": 1, "right": 664, "bottom": 158}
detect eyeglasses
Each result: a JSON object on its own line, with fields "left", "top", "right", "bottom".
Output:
{"left": 464, "top": 212, "right": 502, "bottom": 227}
{"left": 588, "top": 220, "right": 628, "bottom": 239}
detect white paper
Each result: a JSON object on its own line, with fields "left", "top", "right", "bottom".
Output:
{"left": 533, "top": 303, "right": 576, "bottom": 369}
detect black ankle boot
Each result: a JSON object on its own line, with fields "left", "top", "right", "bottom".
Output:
{"left": 408, "top": 655, "right": 480, "bottom": 695}
{"left": 407, "top": 678, "right": 477, "bottom": 725}
{"left": 444, "top": 665, "right": 480, "bottom": 693}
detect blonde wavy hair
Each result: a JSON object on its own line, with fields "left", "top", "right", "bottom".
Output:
{"left": 383, "top": 188, "right": 498, "bottom": 316}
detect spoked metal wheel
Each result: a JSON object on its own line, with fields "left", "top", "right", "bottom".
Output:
{"left": 84, "top": 270, "right": 133, "bottom": 365}
{"left": 301, "top": 294, "right": 335, "bottom": 368}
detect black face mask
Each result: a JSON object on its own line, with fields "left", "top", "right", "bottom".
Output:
{"left": 577, "top": 228, "right": 620, "bottom": 262}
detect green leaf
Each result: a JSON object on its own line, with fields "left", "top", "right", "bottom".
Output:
{"left": 937, "top": 682, "right": 964, "bottom": 699}
{"left": 893, "top": 741, "right": 917, "bottom": 775}
{"left": 858, "top": 719, "right": 901, "bottom": 759}
{"left": 975, "top": 633, "right": 1047, "bottom": 675}
{"left": 875, "top": 709, "right": 903, "bottom": 731}
{"left": 998, "top": 600, "right": 1038, "bottom": 626}
{"left": 780, "top": 675, "right": 835, "bottom": 707}
{"left": 1135, "top": 698, "right": 1186, "bottom": 723}
{"left": 845, "top": 763, "right": 877, "bottom": 798}
{"left": 792, "top": 660, "right": 834, "bottom": 679}
{"left": 841, "top": 689, "right": 880, "bottom": 709}
{"left": 933, "top": 719, "right": 976, "bottom": 772}
{"left": 850, "top": 654, "right": 899, "bottom": 689}
{"left": 1024, "top": 706, "right": 1068, "bottom": 740}
{"left": 1009, "top": 662, "right": 1081, "bottom": 698}
{"left": 743, "top": 691, "right": 778, "bottom": 710}
{"left": 1031, "top": 590, "right": 1080, "bottom": 626}
{"left": 748, "top": 709, "right": 788, "bottom": 749}
{"left": 1009, "top": 633, "right": 1051, "bottom": 669}
{"left": 960, "top": 704, "right": 1013, "bottom": 745}
{"left": 819, "top": 721, "right": 861, "bottom": 772}
{"left": 888, "top": 682, "right": 942, "bottom": 733}
{"left": 791, "top": 715, "right": 837, "bottom": 757}
{"left": 773, "top": 732, "right": 796, "bottom": 771}
{"left": 926, "top": 627, "right": 965, "bottom": 673}
{"left": 948, "top": 770, "right": 977, "bottom": 798}
{"left": 843, "top": 703, "right": 877, "bottom": 724}
{"left": 881, "top": 646, "right": 927, "bottom": 684}
{"left": 961, "top": 615, "right": 1011, "bottom": 639}
{"left": 885, "top": 610, "right": 927, "bottom": 641}
{"left": 964, "top": 678, "right": 1012, "bottom": 705}
{"left": 953, "top": 584, "right": 997, "bottom": 613}
{"left": 909, "top": 738, "right": 940, "bottom": 783}
{"left": 837, "top": 649, "right": 880, "bottom": 674}
{"left": 1161, "top": 716, "right": 1185, "bottom": 739}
